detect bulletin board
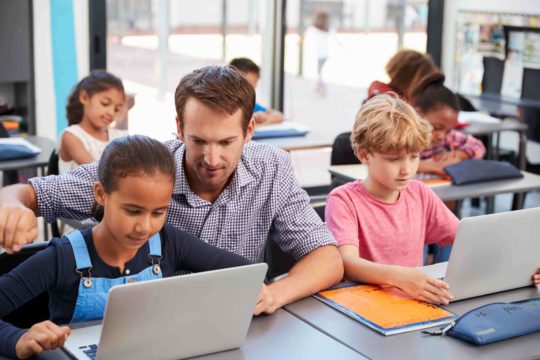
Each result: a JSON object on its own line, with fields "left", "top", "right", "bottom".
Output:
{"left": 454, "top": 11, "right": 540, "bottom": 97}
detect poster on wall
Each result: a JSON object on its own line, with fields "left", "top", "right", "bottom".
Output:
{"left": 455, "top": 12, "right": 540, "bottom": 95}
{"left": 501, "top": 60, "right": 524, "bottom": 98}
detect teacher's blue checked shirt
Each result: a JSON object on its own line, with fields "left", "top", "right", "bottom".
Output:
{"left": 30, "top": 141, "right": 336, "bottom": 263}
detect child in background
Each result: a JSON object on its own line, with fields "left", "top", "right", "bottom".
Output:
{"left": 229, "top": 58, "right": 284, "bottom": 125}
{"left": 58, "top": 70, "right": 128, "bottom": 174}
{"left": 305, "top": 9, "right": 332, "bottom": 96}
{"left": 367, "top": 49, "right": 438, "bottom": 103}
{"left": 325, "top": 94, "right": 459, "bottom": 305}
{"left": 0, "top": 135, "right": 253, "bottom": 359}
{"left": 413, "top": 73, "right": 486, "bottom": 176}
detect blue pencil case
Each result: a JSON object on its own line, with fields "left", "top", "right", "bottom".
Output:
{"left": 429, "top": 299, "right": 540, "bottom": 345}
{"left": 443, "top": 159, "right": 523, "bottom": 185}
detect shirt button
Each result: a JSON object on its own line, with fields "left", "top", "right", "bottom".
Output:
{"left": 125, "top": 269, "right": 130, "bottom": 274}
{"left": 128, "top": 278, "right": 136, "bottom": 283}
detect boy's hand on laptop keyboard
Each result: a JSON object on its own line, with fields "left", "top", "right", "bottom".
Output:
{"left": 15, "top": 320, "right": 71, "bottom": 359}
{"left": 393, "top": 267, "right": 454, "bottom": 305}
{"left": 532, "top": 268, "right": 540, "bottom": 285}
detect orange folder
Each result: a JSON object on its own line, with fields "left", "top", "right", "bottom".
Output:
{"left": 315, "top": 285, "right": 457, "bottom": 335}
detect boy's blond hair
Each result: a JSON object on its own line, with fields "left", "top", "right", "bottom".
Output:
{"left": 351, "top": 94, "right": 431, "bottom": 154}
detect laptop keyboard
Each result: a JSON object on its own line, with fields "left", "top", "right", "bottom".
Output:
{"left": 78, "top": 344, "right": 98, "bottom": 360}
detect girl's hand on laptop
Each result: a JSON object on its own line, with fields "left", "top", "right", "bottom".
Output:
{"left": 532, "top": 268, "right": 540, "bottom": 285}
{"left": 393, "top": 267, "right": 454, "bottom": 305}
{"left": 15, "top": 321, "right": 71, "bottom": 359}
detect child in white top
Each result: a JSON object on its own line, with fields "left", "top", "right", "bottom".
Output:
{"left": 58, "top": 70, "right": 128, "bottom": 174}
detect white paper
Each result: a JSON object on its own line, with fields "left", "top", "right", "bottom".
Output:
{"left": 458, "top": 111, "right": 501, "bottom": 124}
{"left": 417, "top": 262, "right": 448, "bottom": 280}
{"left": 501, "top": 60, "right": 524, "bottom": 99}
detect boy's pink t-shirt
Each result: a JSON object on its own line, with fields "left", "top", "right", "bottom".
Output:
{"left": 325, "top": 180, "right": 459, "bottom": 267}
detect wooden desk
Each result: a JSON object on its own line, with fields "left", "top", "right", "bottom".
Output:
{"left": 329, "top": 164, "right": 540, "bottom": 210}
{"left": 10, "top": 309, "right": 365, "bottom": 360}
{"left": 285, "top": 284, "right": 540, "bottom": 360}
{"left": 0, "top": 136, "right": 55, "bottom": 175}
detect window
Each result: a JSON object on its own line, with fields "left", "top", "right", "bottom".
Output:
{"left": 106, "top": 0, "right": 272, "bottom": 140}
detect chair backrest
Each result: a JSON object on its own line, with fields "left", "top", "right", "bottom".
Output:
{"left": 330, "top": 132, "right": 359, "bottom": 189}
{"left": 46, "top": 150, "right": 62, "bottom": 237}
{"left": 481, "top": 56, "right": 504, "bottom": 95}
{"left": 521, "top": 107, "right": 540, "bottom": 143}
{"left": 264, "top": 201, "right": 326, "bottom": 280}
{"left": 0, "top": 242, "right": 50, "bottom": 328}
{"left": 264, "top": 231, "right": 296, "bottom": 280}
{"left": 331, "top": 132, "right": 359, "bottom": 166}
{"left": 521, "top": 68, "right": 540, "bottom": 101}
{"left": 47, "top": 150, "right": 59, "bottom": 176}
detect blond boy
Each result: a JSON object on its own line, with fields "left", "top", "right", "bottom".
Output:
{"left": 325, "top": 94, "right": 458, "bottom": 305}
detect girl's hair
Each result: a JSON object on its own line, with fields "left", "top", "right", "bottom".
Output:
{"left": 91, "top": 135, "right": 176, "bottom": 222}
{"left": 411, "top": 72, "right": 459, "bottom": 113}
{"left": 66, "top": 70, "right": 124, "bottom": 126}
{"left": 385, "top": 50, "right": 438, "bottom": 99}
{"left": 351, "top": 93, "right": 432, "bottom": 155}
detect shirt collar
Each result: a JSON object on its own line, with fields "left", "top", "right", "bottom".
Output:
{"left": 172, "top": 143, "right": 256, "bottom": 206}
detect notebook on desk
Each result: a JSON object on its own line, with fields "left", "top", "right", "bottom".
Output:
{"left": 64, "top": 263, "right": 267, "bottom": 360}
{"left": 314, "top": 285, "right": 457, "bottom": 336}
{"left": 418, "top": 207, "right": 540, "bottom": 302}
{"left": 252, "top": 122, "right": 309, "bottom": 139}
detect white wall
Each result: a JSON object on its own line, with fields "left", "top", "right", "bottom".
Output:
{"left": 33, "top": 0, "right": 89, "bottom": 141}
{"left": 442, "top": 0, "right": 540, "bottom": 89}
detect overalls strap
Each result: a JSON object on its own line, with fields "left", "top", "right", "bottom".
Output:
{"left": 148, "top": 232, "right": 162, "bottom": 257}
{"left": 65, "top": 230, "right": 92, "bottom": 270}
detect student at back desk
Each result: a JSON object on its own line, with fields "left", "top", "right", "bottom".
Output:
{"left": 413, "top": 73, "right": 486, "bottom": 176}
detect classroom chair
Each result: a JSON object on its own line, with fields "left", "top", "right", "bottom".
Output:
{"left": 330, "top": 132, "right": 359, "bottom": 189}
{"left": 481, "top": 56, "right": 504, "bottom": 96}
{"left": 264, "top": 199, "right": 326, "bottom": 280}
{"left": 0, "top": 242, "right": 50, "bottom": 329}
{"left": 46, "top": 150, "right": 96, "bottom": 237}
{"left": 46, "top": 150, "right": 62, "bottom": 238}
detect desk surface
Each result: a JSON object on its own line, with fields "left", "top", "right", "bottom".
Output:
{"left": 0, "top": 136, "right": 56, "bottom": 172}
{"left": 329, "top": 165, "right": 540, "bottom": 201}
{"left": 13, "top": 309, "right": 365, "bottom": 360}
{"left": 255, "top": 131, "right": 333, "bottom": 151}
{"left": 462, "top": 120, "right": 527, "bottom": 136}
{"left": 461, "top": 93, "right": 540, "bottom": 118}
{"left": 285, "top": 285, "right": 540, "bottom": 360}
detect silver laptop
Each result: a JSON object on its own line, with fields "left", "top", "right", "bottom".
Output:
{"left": 64, "top": 263, "right": 267, "bottom": 360}
{"left": 419, "top": 207, "right": 540, "bottom": 302}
